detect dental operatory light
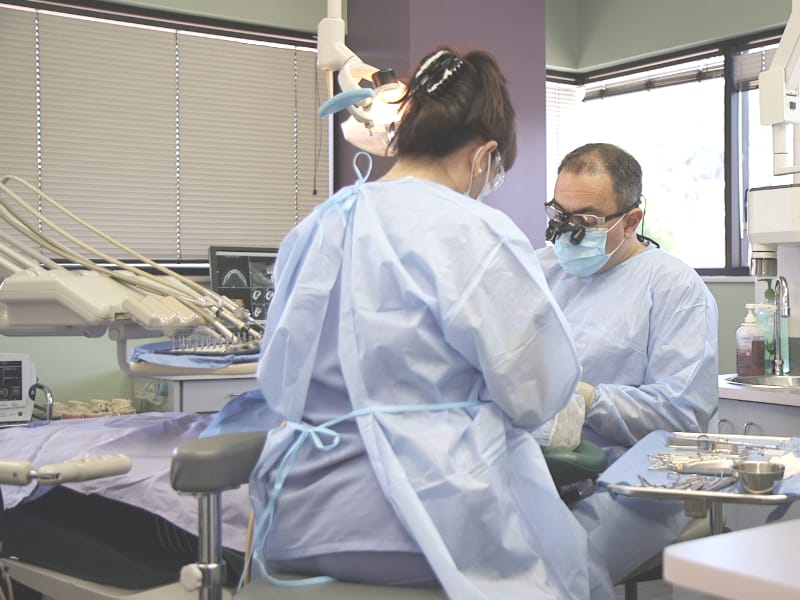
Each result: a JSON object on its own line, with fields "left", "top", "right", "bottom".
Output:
{"left": 316, "top": 0, "right": 407, "bottom": 155}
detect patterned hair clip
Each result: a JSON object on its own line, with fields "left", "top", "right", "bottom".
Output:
{"left": 415, "top": 50, "right": 465, "bottom": 96}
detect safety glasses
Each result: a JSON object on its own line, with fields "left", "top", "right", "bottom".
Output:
{"left": 544, "top": 199, "right": 629, "bottom": 229}
{"left": 544, "top": 198, "right": 639, "bottom": 245}
{"left": 489, "top": 152, "right": 505, "bottom": 193}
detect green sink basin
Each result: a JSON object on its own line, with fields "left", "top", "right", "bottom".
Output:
{"left": 727, "top": 374, "right": 800, "bottom": 389}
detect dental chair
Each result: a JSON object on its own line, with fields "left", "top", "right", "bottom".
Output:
{"left": 0, "top": 431, "right": 608, "bottom": 600}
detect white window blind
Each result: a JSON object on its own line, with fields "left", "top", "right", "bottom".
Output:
{"left": 37, "top": 11, "right": 179, "bottom": 259}
{"left": 582, "top": 55, "right": 725, "bottom": 102}
{"left": 545, "top": 81, "right": 583, "bottom": 198}
{"left": 734, "top": 44, "right": 778, "bottom": 91}
{"left": 0, "top": 4, "right": 330, "bottom": 262}
{"left": 0, "top": 8, "right": 37, "bottom": 186}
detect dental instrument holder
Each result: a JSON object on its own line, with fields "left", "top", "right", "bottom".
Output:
{"left": 607, "top": 432, "right": 798, "bottom": 536}
{"left": 0, "top": 174, "right": 264, "bottom": 379}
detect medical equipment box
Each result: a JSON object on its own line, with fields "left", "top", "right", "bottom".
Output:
{"left": 0, "top": 353, "right": 36, "bottom": 424}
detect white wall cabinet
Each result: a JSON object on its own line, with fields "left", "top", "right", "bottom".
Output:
{"left": 718, "top": 397, "right": 800, "bottom": 437}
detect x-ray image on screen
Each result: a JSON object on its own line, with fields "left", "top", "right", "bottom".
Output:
{"left": 208, "top": 246, "right": 278, "bottom": 323}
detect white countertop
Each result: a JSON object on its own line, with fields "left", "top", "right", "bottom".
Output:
{"left": 718, "top": 374, "right": 800, "bottom": 407}
{"left": 663, "top": 518, "right": 800, "bottom": 599}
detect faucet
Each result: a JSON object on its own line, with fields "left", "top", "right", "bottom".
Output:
{"left": 773, "top": 276, "right": 791, "bottom": 376}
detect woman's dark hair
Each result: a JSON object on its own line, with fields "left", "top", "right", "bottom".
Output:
{"left": 389, "top": 47, "right": 517, "bottom": 169}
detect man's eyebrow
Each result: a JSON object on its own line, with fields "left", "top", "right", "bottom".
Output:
{"left": 557, "top": 202, "right": 601, "bottom": 215}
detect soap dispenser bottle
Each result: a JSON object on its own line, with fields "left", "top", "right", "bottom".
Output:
{"left": 736, "top": 304, "right": 765, "bottom": 377}
{"left": 755, "top": 278, "right": 776, "bottom": 374}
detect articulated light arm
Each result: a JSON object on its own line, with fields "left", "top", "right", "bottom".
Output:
{"left": 748, "top": 0, "right": 800, "bottom": 277}
{"left": 316, "top": 0, "right": 406, "bottom": 155}
{"left": 759, "top": 0, "right": 800, "bottom": 176}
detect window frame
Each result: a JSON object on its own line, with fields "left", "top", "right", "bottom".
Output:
{"left": 546, "top": 28, "right": 785, "bottom": 277}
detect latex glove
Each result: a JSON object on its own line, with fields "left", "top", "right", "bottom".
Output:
{"left": 576, "top": 381, "right": 596, "bottom": 415}
{"left": 533, "top": 393, "right": 586, "bottom": 450}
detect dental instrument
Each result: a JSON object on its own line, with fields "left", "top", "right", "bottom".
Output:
{"left": 0, "top": 454, "right": 131, "bottom": 486}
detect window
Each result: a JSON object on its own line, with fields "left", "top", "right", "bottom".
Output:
{"left": 546, "top": 33, "right": 783, "bottom": 275}
{"left": 0, "top": 3, "right": 330, "bottom": 265}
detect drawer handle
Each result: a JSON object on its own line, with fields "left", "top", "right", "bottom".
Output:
{"left": 742, "top": 421, "right": 761, "bottom": 435}
{"left": 716, "top": 418, "right": 735, "bottom": 434}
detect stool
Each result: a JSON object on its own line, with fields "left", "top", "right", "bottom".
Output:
{"left": 171, "top": 435, "right": 610, "bottom": 599}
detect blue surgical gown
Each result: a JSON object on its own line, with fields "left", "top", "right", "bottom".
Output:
{"left": 248, "top": 177, "right": 615, "bottom": 599}
{"left": 536, "top": 245, "right": 719, "bottom": 462}
{"left": 536, "top": 244, "right": 719, "bottom": 582}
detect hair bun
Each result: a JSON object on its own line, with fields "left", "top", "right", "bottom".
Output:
{"left": 415, "top": 50, "right": 465, "bottom": 96}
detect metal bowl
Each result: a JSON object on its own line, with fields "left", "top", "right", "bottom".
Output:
{"left": 733, "top": 460, "right": 786, "bottom": 494}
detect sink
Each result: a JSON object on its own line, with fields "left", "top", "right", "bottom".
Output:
{"left": 727, "top": 374, "right": 800, "bottom": 389}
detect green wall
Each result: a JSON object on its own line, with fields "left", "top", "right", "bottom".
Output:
{"left": 546, "top": 0, "right": 790, "bottom": 72}
{"left": 706, "top": 279, "right": 757, "bottom": 376}
{"left": 103, "top": 0, "right": 330, "bottom": 32}
{"left": 0, "top": 336, "right": 129, "bottom": 401}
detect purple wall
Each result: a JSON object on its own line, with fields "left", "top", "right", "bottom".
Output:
{"left": 340, "top": 0, "right": 547, "bottom": 247}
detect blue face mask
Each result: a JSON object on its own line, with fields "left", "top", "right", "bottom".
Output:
{"left": 553, "top": 217, "right": 625, "bottom": 277}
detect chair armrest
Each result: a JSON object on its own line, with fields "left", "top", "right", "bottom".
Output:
{"left": 170, "top": 431, "right": 267, "bottom": 494}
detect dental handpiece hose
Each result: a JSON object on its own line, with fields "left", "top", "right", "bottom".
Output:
{"left": 0, "top": 454, "right": 131, "bottom": 485}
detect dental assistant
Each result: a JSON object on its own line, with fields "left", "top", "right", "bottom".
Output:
{"left": 536, "top": 142, "right": 719, "bottom": 463}
{"left": 245, "top": 49, "right": 615, "bottom": 599}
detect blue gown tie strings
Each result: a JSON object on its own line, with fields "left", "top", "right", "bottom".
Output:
{"left": 242, "top": 398, "right": 481, "bottom": 589}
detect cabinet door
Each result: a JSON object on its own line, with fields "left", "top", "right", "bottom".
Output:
{"left": 181, "top": 377, "right": 258, "bottom": 412}
{"left": 718, "top": 398, "right": 800, "bottom": 437}
{"left": 717, "top": 397, "right": 800, "bottom": 530}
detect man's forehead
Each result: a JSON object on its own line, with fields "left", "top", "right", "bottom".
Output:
{"left": 554, "top": 171, "right": 616, "bottom": 212}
